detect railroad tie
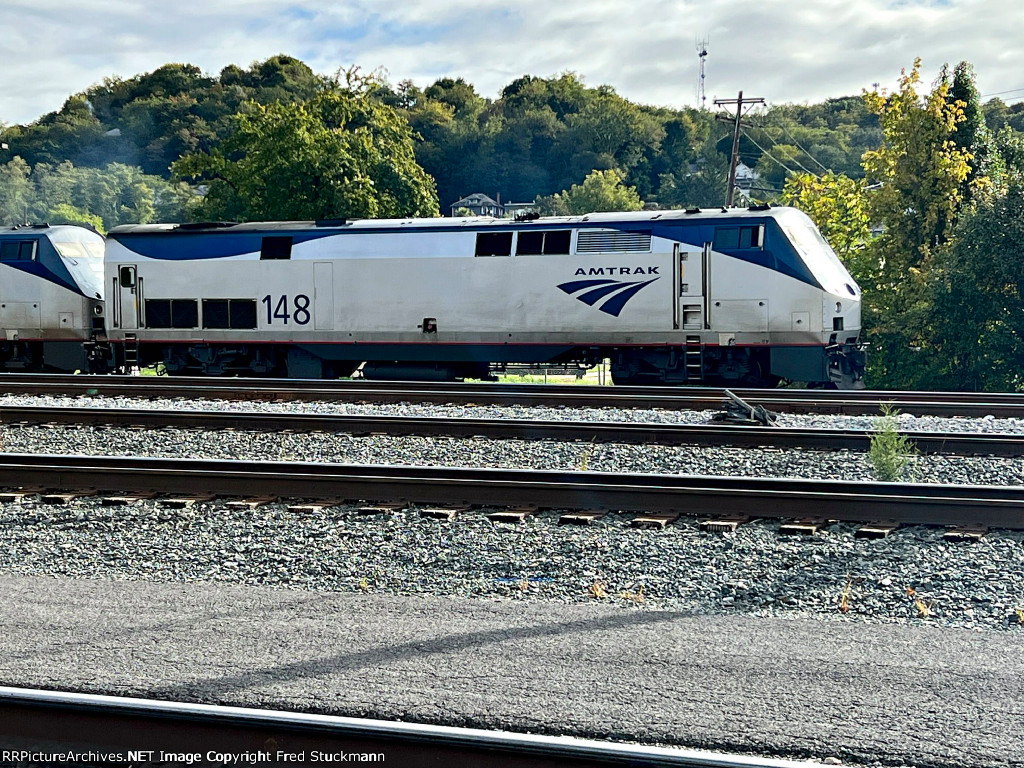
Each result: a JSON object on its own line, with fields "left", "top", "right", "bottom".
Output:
{"left": 778, "top": 518, "right": 826, "bottom": 536}
{"left": 943, "top": 525, "right": 988, "bottom": 542}
{"left": 630, "top": 512, "right": 680, "bottom": 529}
{"left": 418, "top": 505, "right": 470, "bottom": 521}
{"left": 487, "top": 505, "right": 539, "bottom": 523}
{"left": 100, "top": 492, "right": 158, "bottom": 506}
{"left": 855, "top": 522, "right": 900, "bottom": 539}
{"left": 558, "top": 509, "right": 608, "bottom": 525}
{"left": 0, "top": 487, "right": 45, "bottom": 503}
{"left": 40, "top": 490, "right": 98, "bottom": 505}
{"left": 700, "top": 515, "right": 750, "bottom": 533}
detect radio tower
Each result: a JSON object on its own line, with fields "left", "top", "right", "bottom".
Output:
{"left": 696, "top": 36, "right": 709, "bottom": 109}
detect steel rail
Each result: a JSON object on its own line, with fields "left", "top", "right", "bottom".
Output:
{"left": 3, "top": 405, "right": 1023, "bottom": 457}
{"left": 0, "top": 686, "right": 823, "bottom": 767}
{"left": 2, "top": 373, "right": 1023, "bottom": 416}
{"left": 1, "top": 454, "right": 1022, "bottom": 529}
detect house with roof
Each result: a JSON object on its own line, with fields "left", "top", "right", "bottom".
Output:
{"left": 449, "top": 193, "right": 536, "bottom": 218}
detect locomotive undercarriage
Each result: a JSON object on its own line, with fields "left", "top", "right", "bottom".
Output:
{"left": 610, "top": 347, "right": 777, "bottom": 387}
{"left": 139, "top": 341, "right": 855, "bottom": 388}
{"left": 152, "top": 344, "right": 360, "bottom": 378}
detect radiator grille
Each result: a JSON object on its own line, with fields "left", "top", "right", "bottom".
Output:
{"left": 575, "top": 230, "right": 652, "bottom": 253}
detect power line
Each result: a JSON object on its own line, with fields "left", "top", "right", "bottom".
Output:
{"left": 714, "top": 91, "right": 764, "bottom": 206}
{"left": 740, "top": 131, "right": 805, "bottom": 178}
{"left": 770, "top": 119, "right": 832, "bottom": 174}
{"left": 744, "top": 127, "right": 819, "bottom": 178}
{"left": 749, "top": 122, "right": 820, "bottom": 177}
{"left": 981, "top": 87, "right": 1024, "bottom": 98}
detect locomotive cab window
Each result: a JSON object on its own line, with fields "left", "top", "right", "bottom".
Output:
{"left": 261, "top": 236, "right": 292, "bottom": 260}
{"left": 713, "top": 225, "right": 763, "bottom": 250}
{"left": 203, "top": 299, "right": 258, "bottom": 329}
{"left": 119, "top": 265, "right": 136, "bottom": 287}
{"left": 0, "top": 240, "right": 37, "bottom": 261}
{"left": 145, "top": 299, "right": 198, "bottom": 329}
{"left": 475, "top": 232, "right": 513, "bottom": 256}
{"left": 516, "top": 230, "right": 572, "bottom": 255}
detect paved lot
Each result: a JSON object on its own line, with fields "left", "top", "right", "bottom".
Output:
{"left": 0, "top": 575, "right": 1021, "bottom": 767}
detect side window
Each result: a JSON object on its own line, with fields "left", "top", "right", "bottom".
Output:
{"left": 475, "top": 232, "right": 513, "bottom": 256}
{"left": 515, "top": 230, "right": 572, "bottom": 255}
{"left": 713, "top": 225, "right": 763, "bottom": 250}
{"left": 516, "top": 231, "right": 544, "bottom": 255}
{"left": 261, "top": 236, "right": 292, "bottom": 260}
{"left": 543, "top": 230, "right": 571, "bottom": 254}
{"left": 0, "top": 240, "right": 37, "bottom": 261}
{"left": 18, "top": 241, "right": 37, "bottom": 261}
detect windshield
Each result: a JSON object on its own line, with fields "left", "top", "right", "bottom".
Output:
{"left": 52, "top": 238, "right": 104, "bottom": 261}
{"left": 49, "top": 227, "right": 106, "bottom": 293}
{"left": 781, "top": 221, "right": 858, "bottom": 297}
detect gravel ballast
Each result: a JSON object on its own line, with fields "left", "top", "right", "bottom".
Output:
{"left": 0, "top": 393, "right": 1020, "bottom": 634}
{"left": 3, "top": 391, "right": 1024, "bottom": 433}
{"left": 1, "top": 493, "right": 1022, "bottom": 632}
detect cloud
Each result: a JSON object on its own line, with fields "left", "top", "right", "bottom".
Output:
{"left": 1, "top": 0, "right": 1022, "bottom": 126}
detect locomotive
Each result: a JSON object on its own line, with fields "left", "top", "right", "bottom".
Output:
{"left": 0, "top": 224, "right": 108, "bottom": 372}
{"left": 2, "top": 206, "right": 866, "bottom": 387}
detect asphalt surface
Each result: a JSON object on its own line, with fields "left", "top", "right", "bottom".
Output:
{"left": 0, "top": 575, "right": 1021, "bottom": 767}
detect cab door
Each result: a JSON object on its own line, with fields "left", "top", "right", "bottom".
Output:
{"left": 115, "top": 264, "right": 138, "bottom": 330}
{"left": 674, "top": 242, "right": 707, "bottom": 331}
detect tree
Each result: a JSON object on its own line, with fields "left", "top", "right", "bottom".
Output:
{"left": 173, "top": 83, "right": 439, "bottom": 221}
{"left": 0, "top": 156, "right": 33, "bottom": 223}
{"left": 782, "top": 171, "right": 872, "bottom": 284}
{"left": 657, "top": 138, "right": 730, "bottom": 209}
{"left": 535, "top": 169, "right": 643, "bottom": 215}
{"left": 928, "top": 177, "right": 1024, "bottom": 390}
{"left": 859, "top": 59, "right": 971, "bottom": 388}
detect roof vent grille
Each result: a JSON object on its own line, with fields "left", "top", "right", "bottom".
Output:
{"left": 576, "top": 230, "right": 652, "bottom": 253}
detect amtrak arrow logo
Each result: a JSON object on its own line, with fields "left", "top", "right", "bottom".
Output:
{"left": 556, "top": 277, "right": 660, "bottom": 317}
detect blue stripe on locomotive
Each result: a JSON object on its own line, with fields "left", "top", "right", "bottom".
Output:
{"left": 110, "top": 216, "right": 819, "bottom": 290}
{"left": 0, "top": 232, "right": 86, "bottom": 295}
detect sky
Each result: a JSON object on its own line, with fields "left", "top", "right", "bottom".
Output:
{"left": 2, "top": 0, "right": 1023, "bottom": 126}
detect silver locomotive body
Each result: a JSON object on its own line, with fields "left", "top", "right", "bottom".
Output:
{"left": 105, "top": 206, "right": 865, "bottom": 387}
{"left": 0, "top": 225, "right": 108, "bottom": 372}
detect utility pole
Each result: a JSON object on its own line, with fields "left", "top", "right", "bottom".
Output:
{"left": 714, "top": 91, "right": 764, "bottom": 207}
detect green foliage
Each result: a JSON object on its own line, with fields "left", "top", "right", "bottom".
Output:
{"left": 173, "top": 81, "right": 439, "bottom": 221}
{"left": 535, "top": 169, "right": 643, "bottom": 215}
{"left": 47, "top": 204, "right": 104, "bottom": 231}
{"left": 0, "top": 156, "right": 184, "bottom": 229}
{"left": 860, "top": 60, "right": 972, "bottom": 389}
{"left": 869, "top": 406, "right": 916, "bottom": 482}
{"left": 782, "top": 171, "right": 872, "bottom": 281}
{"left": 927, "top": 169, "right": 1024, "bottom": 391}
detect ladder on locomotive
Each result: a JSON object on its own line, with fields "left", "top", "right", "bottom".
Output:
{"left": 684, "top": 336, "right": 703, "bottom": 383}
{"left": 123, "top": 332, "right": 139, "bottom": 371}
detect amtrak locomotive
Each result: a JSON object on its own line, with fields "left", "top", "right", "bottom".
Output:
{"left": 0, "top": 224, "right": 108, "bottom": 372}
{"left": 99, "top": 205, "right": 866, "bottom": 387}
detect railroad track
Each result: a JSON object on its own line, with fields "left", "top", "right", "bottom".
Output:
{"left": 1, "top": 453, "right": 1022, "bottom": 530}
{"left": 0, "top": 686, "right": 822, "bottom": 767}
{"left": 3, "top": 404, "right": 1023, "bottom": 457}
{"left": 1, "top": 372, "right": 1023, "bottom": 417}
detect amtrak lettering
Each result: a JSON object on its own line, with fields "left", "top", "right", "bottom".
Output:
{"left": 573, "top": 266, "right": 660, "bottom": 276}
